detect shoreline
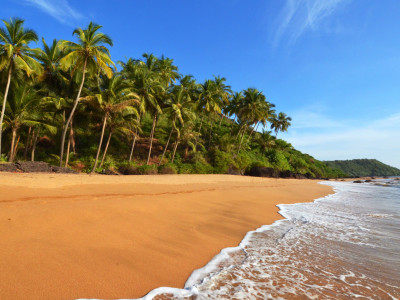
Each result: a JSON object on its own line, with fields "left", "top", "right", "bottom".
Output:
{"left": 0, "top": 173, "right": 333, "bottom": 299}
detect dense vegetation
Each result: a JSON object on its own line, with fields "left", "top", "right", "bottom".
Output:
{"left": 0, "top": 18, "right": 345, "bottom": 178}
{"left": 325, "top": 159, "right": 400, "bottom": 177}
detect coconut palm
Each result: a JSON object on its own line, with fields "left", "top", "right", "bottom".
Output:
{"left": 159, "top": 85, "right": 195, "bottom": 165}
{"left": 236, "top": 88, "right": 275, "bottom": 153}
{"left": 0, "top": 18, "right": 42, "bottom": 157}
{"left": 3, "top": 83, "right": 56, "bottom": 161}
{"left": 255, "top": 130, "right": 276, "bottom": 154}
{"left": 271, "top": 112, "right": 292, "bottom": 137}
{"left": 99, "top": 109, "right": 138, "bottom": 169}
{"left": 58, "top": 21, "right": 115, "bottom": 167}
{"left": 82, "top": 74, "right": 139, "bottom": 173}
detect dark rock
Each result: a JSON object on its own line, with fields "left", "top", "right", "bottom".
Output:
{"left": 280, "top": 170, "right": 296, "bottom": 178}
{"left": 353, "top": 180, "right": 363, "bottom": 183}
{"left": 15, "top": 161, "right": 52, "bottom": 173}
{"left": 304, "top": 173, "right": 314, "bottom": 179}
{"left": 365, "top": 179, "right": 372, "bottom": 182}
{"left": 245, "top": 166, "right": 280, "bottom": 178}
{"left": 51, "top": 166, "right": 78, "bottom": 174}
{"left": 0, "top": 163, "right": 19, "bottom": 172}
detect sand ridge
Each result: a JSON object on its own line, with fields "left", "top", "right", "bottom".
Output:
{"left": 0, "top": 173, "right": 332, "bottom": 299}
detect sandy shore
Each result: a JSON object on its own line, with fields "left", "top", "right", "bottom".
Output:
{"left": 0, "top": 173, "right": 332, "bottom": 299}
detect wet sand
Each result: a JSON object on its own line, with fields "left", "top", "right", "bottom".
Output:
{"left": 0, "top": 173, "right": 332, "bottom": 299}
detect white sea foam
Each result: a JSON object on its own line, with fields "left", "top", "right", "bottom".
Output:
{"left": 82, "top": 181, "right": 400, "bottom": 300}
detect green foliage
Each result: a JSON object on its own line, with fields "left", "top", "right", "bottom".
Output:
{"left": 0, "top": 18, "right": 353, "bottom": 178}
{"left": 158, "top": 163, "right": 178, "bottom": 174}
{"left": 136, "top": 164, "right": 158, "bottom": 175}
{"left": 325, "top": 159, "right": 400, "bottom": 177}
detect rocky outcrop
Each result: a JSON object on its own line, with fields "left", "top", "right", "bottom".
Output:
{"left": 0, "top": 161, "right": 78, "bottom": 174}
{"left": 245, "top": 166, "right": 319, "bottom": 179}
{"left": 245, "top": 166, "right": 280, "bottom": 178}
{"left": 0, "top": 163, "right": 19, "bottom": 172}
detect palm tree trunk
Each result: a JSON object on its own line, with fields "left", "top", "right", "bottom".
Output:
{"left": 218, "top": 113, "right": 223, "bottom": 129}
{"left": 59, "top": 58, "right": 87, "bottom": 167}
{"left": 159, "top": 117, "right": 175, "bottom": 166}
{"left": 236, "top": 125, "right": 244, "bottom": 139}
{"left": 65, "top": 125, "right": 73, "bottom": 167}
{"left": 31, "top": 128, "right": 40, "bottom": 162}
{"left": 13, "top": 134, "right": 20, "bottom": 160}
{"left": 198, "top": 114, "right": 204, "bottom": 133}
{"left": 91, "top": 115, "right": 107, "bottom": 173}
{"left": 248, "top": 122, "right": 259, "bottom": 140}
{"left": 146, "top": 113, "right": 157, "bottom": 165}
{"left": 171, "top": 138, "right": 179, "bottom": 163}
{"left": 237, "top": 125, "right": 247, "bottom": 154}
{"left": 24, "top": 126, "right": 32, "bottom": 160}
{"left": 208, "top": 113, "right": 214, "bottom": 147}
{"left": 9, "top": 128, "right": 17, "bottom": 162}
{"left": 129, "top": 133, "right": 137, "bottom": 162}
{"left": 100, "top": 130, "right": 112, "bottom": 168}
{"left": 0, "top": 64, "right": 13, "bottom": 157}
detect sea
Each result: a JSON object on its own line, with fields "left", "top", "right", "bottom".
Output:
{"left": 137, "top": 179, "right": 400, "bottom": 299}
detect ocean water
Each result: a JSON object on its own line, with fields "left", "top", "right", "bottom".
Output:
{"left": 138, "top": 179, "right": 400, "bottom": 299}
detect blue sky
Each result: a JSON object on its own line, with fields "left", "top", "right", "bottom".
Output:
{"left": 2, "top": 0, "right": 400, "bottom": 168}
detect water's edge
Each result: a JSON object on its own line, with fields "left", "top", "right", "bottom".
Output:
{"left": 135, "top": 181, "right": 335, "bottom": 300}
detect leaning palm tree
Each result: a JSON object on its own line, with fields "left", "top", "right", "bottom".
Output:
{"left": 0, "top": 18, "right": 42, "bottom": 157}
{"left": 83, "top": 74, "right": 139, "bottom": 173}
{"left": 58, "top": 21, "right": 115, "bottom": 167}
{"left": 271, "top": 112, "right": 292, "bottom": 137}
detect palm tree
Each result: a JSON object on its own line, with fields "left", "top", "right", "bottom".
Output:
{"left": 159, "top": 85, "right": 195, "bottom": 165}
{"left": 0, "top": 18, "right": 42, "bottom": 157}
{"left": 35, "top": 38, "right": 66, "bottom": 91}
{"left": 58, "top": 21, "right": 115, "bottom": 167}
{"left": 236, "top": 88, "right": 275, "bottom": 153}
{"left": 99, "top": 110, "right": 137, "bottom": 168}
{"left": 255, "top": 130, "right": 276, "bottom": 154}
{"left": 83, "top": 74, "right": 139, "bottom": 173}
{"left": 271, "top": 112, "right": 292, "bottom": 137}
{"left": 3, "top": 83, "right": 55, "bottom": 161}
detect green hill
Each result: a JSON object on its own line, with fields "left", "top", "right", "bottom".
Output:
{"left": 324, "top": 159, "right": 400, "bottom": 177}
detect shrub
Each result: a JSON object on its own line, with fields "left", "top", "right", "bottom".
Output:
{"left": 118, "top": 164, "right": 140, "bottom": 175}
{"left": 158, "top": 163, "right": 178, "bottom": 174}
{"left": 137, "top": 164, "right": 158, "bottom": 175}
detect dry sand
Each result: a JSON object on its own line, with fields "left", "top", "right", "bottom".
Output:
{"left": 0, "top": 173, "right": 332, "bottom": 299}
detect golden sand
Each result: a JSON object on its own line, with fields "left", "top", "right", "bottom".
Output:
{"left": 0, "top": 173, "right": 332, "bottom": 299}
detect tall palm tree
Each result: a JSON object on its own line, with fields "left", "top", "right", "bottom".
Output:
{"left": 0, "top": 18, "right": 42, "bottom": 157}
{"left": 236, "top": 88, "right": 275, "bottom": 153}
{"left": 271, "top": 112, "right": 292, "bottom": 137}
{"left": 4, "top": 83, "right": 56, "bottom": 161}
{"left": 159, "top": 85, "right": 195, "bottom": 165}
{"left": 58, "top": 21, "right": 115, "bottom": 167}
{"left": 83, "top": 74, "right": 139, "bottom": 173}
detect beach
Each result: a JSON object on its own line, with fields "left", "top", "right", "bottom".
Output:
{"left": 0, "top": 173, "right": 332, "bottom": 299}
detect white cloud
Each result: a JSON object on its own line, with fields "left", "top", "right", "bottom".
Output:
{"left": 283, "top": 112, "right": 400, "bottom": 168}
{"left": 274, "top": 0, "right": 351, "bottom": 46}
{"left": 24, "top": 0, "right": 83, "bottom": 24}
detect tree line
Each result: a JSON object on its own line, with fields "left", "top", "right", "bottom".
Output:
{"left": 1, "top": 18, "right": 344, "bottom": 178}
